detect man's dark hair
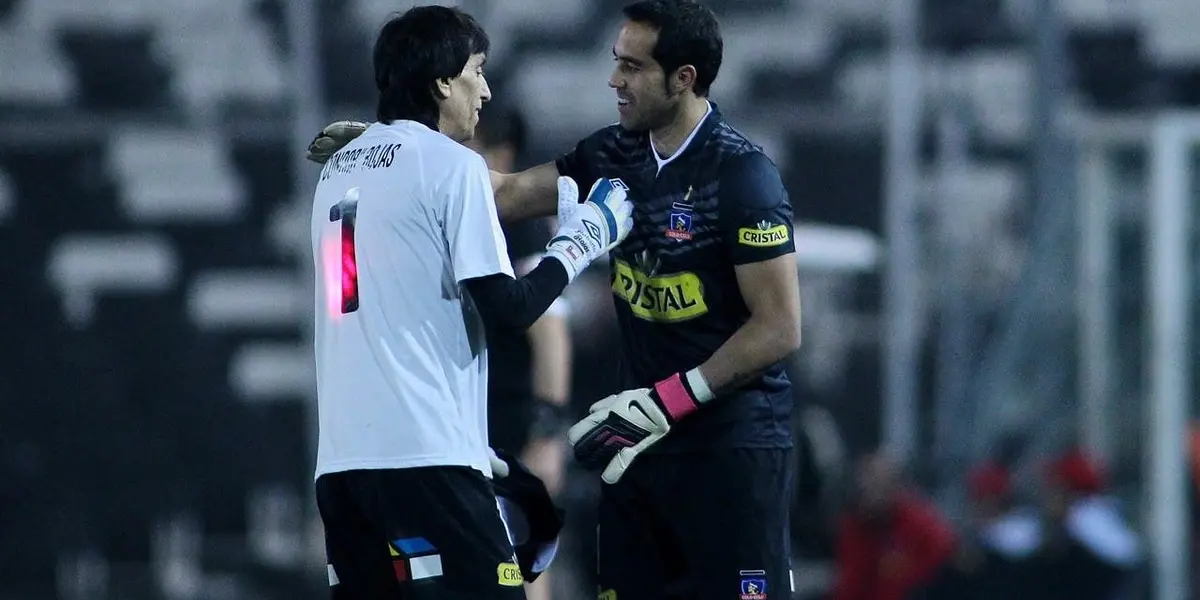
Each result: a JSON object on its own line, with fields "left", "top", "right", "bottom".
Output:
{"left": 373, "top": 6, "right": 489, "bottom": 128}
{"left": 474, "top": 104, "right": 527, "bottom": 156}
{"left": 622, "top": 0, "right": 723, "bottom": 97}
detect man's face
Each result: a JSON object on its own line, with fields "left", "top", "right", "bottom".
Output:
{"left": 609, "top": 21, "right": 677, "bottom": 132}
{"left": 437, "top": 53, "right": 492, "bottom": 143}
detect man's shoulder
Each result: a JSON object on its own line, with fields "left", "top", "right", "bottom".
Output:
{"left": 408, "top": 136, "right": 487, "bottom": 192}
{"left": 418, "top": 130, "right": 483, "bottom": 165}
{"left": 708, "top": 118, "right": 764, "bottom": 162}
{"left": 704, "top": 124, "right": 783, "bottom": 186}
{"left": 581, "top": 123, "right": 644, "bottom": 153}
{"left": 559, "top": 124, "right": 647, "bottom": 180}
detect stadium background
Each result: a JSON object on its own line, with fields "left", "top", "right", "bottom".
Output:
{"left": 1, "top": 0, "right": 1199, "bottom": 598}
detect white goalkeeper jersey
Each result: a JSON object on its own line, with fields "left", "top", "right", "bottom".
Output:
{"left": 309, "top": 120, "right": 513, "bottom": 480}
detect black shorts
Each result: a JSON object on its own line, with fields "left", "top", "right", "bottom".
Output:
{"left": 315, "top": 467, "right": 525, "bottom": 600}
{"left": 597, "top": 448, "right": 794, "bottom": 600}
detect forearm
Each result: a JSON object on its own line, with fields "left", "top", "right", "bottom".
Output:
{"left": 491, "top": 164, "right": 560, "bottom": 223}
{"left": 696, "top": 314, "right": 801, "bottom": 396}
{"left": 463, "top": 259, "right": 569, "bottom": 330}
{"left": 527, "top": 310, "right": 572, "bottom": 404}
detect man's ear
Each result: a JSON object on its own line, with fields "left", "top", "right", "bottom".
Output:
{"left": 672, "top": 65, "right": 697, "bottom": 96}
{"left": 433, "top": 77, "right": 453, "bottom": 100}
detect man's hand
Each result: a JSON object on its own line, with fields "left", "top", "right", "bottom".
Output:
{"left": 567, "top": 389, "right": 670, "bottom": 484}
{"left": 305, "top": 120, "right": 368, "bottom": 164}
{"left": 567, "top": 371, "right": 711, "bottom": 484}
{"left": 543, "top": 178, "right": 633, "bottom": 282}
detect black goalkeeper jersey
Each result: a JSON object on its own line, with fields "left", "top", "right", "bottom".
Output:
{"left": 556, "top": 104, "right": 796, "bottom": 452}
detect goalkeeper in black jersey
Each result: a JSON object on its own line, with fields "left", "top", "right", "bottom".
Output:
{"left": 555, "top": 4, "right": 802, "bottom": 599}
{"left": 305, "top": 2, "right": 802, "bottom": 598}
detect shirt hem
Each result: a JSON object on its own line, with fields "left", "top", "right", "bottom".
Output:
{"left": 314, "top": 455, "right": 490, "bottom": 481}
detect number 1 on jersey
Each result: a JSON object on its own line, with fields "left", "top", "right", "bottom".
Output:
{"left": 329, "top": 188, "right": 360, "bottom": 314}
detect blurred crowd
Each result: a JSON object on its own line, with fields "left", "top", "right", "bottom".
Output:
{"left": 833, "top": 449, "right": 1142, "bottom": 600}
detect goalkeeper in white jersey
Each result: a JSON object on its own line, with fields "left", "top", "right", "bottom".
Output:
{"left": 308, "top": 6, "right": 632, "bottom": 599}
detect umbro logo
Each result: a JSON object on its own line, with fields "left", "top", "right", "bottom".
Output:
{"left": 584, "top": 221, "right": 603, "bottom": 246}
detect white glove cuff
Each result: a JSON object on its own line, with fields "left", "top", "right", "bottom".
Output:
{"left": 544, "top": 245, "right": 583, "bottom": 284}
{"left": 685, "top": 368, "right": 715, "bottom": 403}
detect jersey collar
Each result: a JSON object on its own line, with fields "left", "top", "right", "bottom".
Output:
{"left": 649, "top": 101, "right": 719, "bottom": 174}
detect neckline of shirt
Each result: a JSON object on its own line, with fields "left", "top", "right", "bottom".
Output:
{"left": 649, "top": 100, "right": 713, "bottom": 175}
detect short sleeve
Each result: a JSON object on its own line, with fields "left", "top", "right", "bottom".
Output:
{"left": 717, "top": 151, "right": 796, "bottom": 265}
{"left": 554, "top": 129, "right": 606, "bottom": 191}
{"left": 444, "top": 153, "right": 515, "bottom": 282}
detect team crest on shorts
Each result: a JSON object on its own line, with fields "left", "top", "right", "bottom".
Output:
{"left": 738, "top": 569, "right": 767, "bottom": 600}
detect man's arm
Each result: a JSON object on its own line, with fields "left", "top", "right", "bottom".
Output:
{"left": 490, "top": 163, "right": 560, "bottom": 223}
{"left": 303, "top": 120, "right": 591, "bottom": 224}
{"left": 695, "top": 151, "right": 802, "bottom": 394}
{"left": 515, "top": 254, "right": 573, "bottom": 409}
{"left": 528, "top": 304, "right": 572, "bottom": 404}
{"left": 464, "top": 262, "right": 569, "bottom": 330}
{"left": 451, "top": 156, "right": 633, "bottom": 332}
{"left": 492, "top": 128, "right": 604, "bottom": 223}
{"left": 695, "top": 254, "right": 802, "bottom": 394}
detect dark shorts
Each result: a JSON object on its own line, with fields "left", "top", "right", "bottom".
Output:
{"left": 315, "top": 467, "right": 525, "bottom": 600}
{"left": 597, "top": 448, "right": 795, "bottom": 600}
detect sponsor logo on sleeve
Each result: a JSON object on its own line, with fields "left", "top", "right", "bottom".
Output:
{"left": 737, "top": 220, "right": 790, "bottom": 247}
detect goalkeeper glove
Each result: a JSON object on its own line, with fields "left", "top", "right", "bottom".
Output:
{"left": 543, "top": 178, "right": 633, "bottom": 283}
{"left": 490, "top": 449, "right": 565, "bottom": 583}
{"left": 556, "top": 176, "right": 581, "bottom": 226}
{"left": 305, "top": 120, "right": 367, "bottom": 164}
{"left": 567, "top": 370, "right": 714, "bottom": 484}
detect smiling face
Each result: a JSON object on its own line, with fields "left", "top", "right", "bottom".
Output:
{"left": 435, "top": 52, "right": 492, "bottom": 143}
{"left": 608, "top": 20, "right": 679, "bottom": 133}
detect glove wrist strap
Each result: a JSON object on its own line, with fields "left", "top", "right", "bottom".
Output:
{"left": 653, "top": 371, "right": 708, "bottom": 421}
{"left": 543, "top": 242, "right": 584, "bottom": 283}
{"left": 685, "top": 368, "right": 714, "bottom": 403}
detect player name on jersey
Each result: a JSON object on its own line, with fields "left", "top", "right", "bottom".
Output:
{"left": 320, "top": 142, "right": 402, "bottom": 181}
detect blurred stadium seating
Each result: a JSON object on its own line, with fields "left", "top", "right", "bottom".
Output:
{"left": 1, "top": 0, "right": 1199, "bottom": 598}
